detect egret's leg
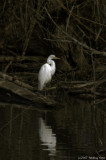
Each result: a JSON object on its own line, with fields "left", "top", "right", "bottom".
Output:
{"left": 65, "top": 73, "right": 67, "bottom": 82}
{"left": 40, "top": 89, "right": 46, "bottom": 96}
{"left": 44, "top": 89, "right": 47, "bottom": 96}
{"left": 47, "top": 82, "right": 51, "bottom": 89}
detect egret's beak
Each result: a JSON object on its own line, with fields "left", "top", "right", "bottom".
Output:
{"left": 54, "top": 56, "right": 60, "bottom": 60}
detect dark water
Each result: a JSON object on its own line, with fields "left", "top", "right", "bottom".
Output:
{"left": 0, "top": 96, "right": 106, "bottom": 160}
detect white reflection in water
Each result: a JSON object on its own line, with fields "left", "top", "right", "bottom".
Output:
{"left": 39, "top": 118, "right": 56, "bottom": 156}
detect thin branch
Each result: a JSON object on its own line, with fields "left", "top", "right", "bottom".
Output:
{"left": 66, "top": 0, "right": 77, "bottom": 32}
{"left": 44, "top": 7, "right": 106, "bottom": 56}
{"left": 0, "top": 56, "right": 45, "bottom": 62}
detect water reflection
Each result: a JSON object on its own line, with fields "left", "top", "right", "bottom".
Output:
{"left": 39, "top": 117, "right": 56, "bottom": 156}
{"left": 0, "top": 96, "right": 105, "bottom": 160}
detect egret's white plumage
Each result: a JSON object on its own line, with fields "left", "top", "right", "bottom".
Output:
{"left": 38, "top": 55, "right": 59, "bottom": 90}
{"left": 39, "top": 118, "right": 56, "bottom": 156}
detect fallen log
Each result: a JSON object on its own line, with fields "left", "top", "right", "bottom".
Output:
{"left": 61, "top": 80, "right": 106, "bottom": 98}
{"left": 47, "top": 79, "right": 106, "bottom": 98}
{"left": 0, "top": 102, "right": 55, "bottom": 112}
{"left": 0, "top": 71, "right": 105, "bottom": 107}
{"left": 0, "top": 80, "right": 58, "bottom": 107}
{"left": 0, "top": 72, "right": 59, "bottom": 107}
{"left": 0, "top": 72, "right": 34, "bottom": 91}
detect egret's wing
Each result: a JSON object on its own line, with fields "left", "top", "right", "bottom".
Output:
{"left": 38, "top": 63, "right": 51, "bottom": 90}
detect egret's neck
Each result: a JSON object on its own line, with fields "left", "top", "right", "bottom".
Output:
{"left": 47, "top": 59, "right": 56, "bottom": 75}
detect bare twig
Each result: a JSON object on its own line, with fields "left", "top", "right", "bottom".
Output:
{"left": 44, "top": 7, "right": 106, "bottom": 56}
{"left": 0, "top": 56, "right": 45, "bottom": 62}
{"left": 66, "top": 0, "right": 77, "bottom": 32}
{"left": 22, "top": 18, "right": 35, "bottom": 56}
{"left": 4, "top": 61, "right": 13, "bottom": 73}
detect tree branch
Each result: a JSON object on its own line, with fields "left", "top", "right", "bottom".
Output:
{"left": 44, "top": 7, "right": 106, "bottom": 56}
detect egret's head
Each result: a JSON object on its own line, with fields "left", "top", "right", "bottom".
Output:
{"left": 48, "top": 55, "right": 60, "bottom": 60}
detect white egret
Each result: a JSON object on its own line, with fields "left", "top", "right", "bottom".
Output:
{"left": 38, "top": 55, "right": 60, "bottom": 90}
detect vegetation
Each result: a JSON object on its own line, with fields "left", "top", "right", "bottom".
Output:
{"left": 0, "top": 0, "right": 105, "bottom": 99}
